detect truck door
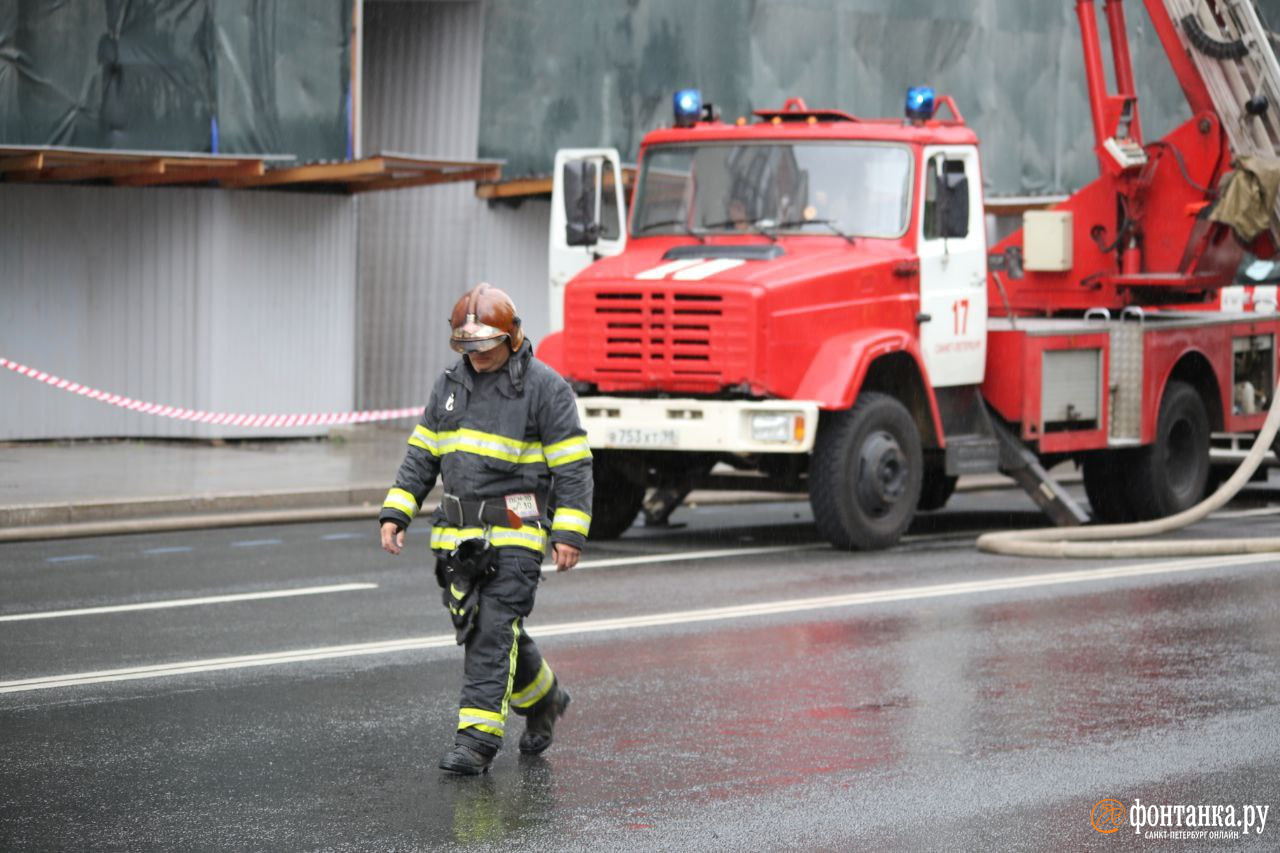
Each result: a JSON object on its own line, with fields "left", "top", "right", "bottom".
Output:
{"left": 549, "top": 148, "right": 627, "bottom": 332}
{"left": 917, "top": 146, "right": 987, "bottom": 387}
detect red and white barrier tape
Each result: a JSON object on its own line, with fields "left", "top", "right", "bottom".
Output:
{"left": 1, "top": 357, "right": 420, "bottom": 427}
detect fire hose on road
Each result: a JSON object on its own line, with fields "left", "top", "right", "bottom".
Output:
{"left": 977, "top": 382, "right": 1280, "bottom": 558}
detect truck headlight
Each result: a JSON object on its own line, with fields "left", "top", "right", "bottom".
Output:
{"left": 750, "top": 412, "right": 798, "bottom": 443}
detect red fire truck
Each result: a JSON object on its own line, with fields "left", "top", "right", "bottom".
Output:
{"left": 538, "top": 0, "right": 1280, "bottom": 549}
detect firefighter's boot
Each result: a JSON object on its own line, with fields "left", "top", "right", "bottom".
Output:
{"left": 439, "top": 743, "right": 494, "bottom": 775}
{"left": 519, "top": 684, "right": 571, "bottom": 755}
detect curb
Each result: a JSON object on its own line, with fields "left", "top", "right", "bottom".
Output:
{"left": 0, "top": 506, "right": 382, "bottom": 543}
{"left": 0, "top": 486, "right": 391, "bottom": 528}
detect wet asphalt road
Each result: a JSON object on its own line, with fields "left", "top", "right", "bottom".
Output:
{"left": 1, "top": 488, "right": 1279, "bottom": 851}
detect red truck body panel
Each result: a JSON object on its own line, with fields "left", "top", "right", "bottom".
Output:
{"left": 559, "top": 237, "right": 922, "bottom": 403}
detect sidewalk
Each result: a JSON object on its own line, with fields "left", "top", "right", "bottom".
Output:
{"left": 0, "top": 425, "right": 1029, "bottom": 541}
{"left": 0, "top": 426, "right": 408, "bottom": 536}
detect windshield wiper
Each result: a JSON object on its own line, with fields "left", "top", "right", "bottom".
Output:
{"left": 700, "top": 218, "right": 779, "bottom": 242}
{"left": 771, "top": 218, "right": 856, "bottom": 245}
{"left": 636, "top": 219, "right": 705, "bottom": 243}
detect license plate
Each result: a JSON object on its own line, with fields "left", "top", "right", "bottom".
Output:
{"left": 605, "top": 428, "right": 679, "bottom": 448}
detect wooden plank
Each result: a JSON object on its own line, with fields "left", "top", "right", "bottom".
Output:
{"left": 378, "top": 155, "right": 501, "bottom": 171}
{"left": 475, "top": 176, "right": 553, "bottom": 199}
{"left": 35, "top": 158, "right": 165, "bottom": 182}
{"left": 349, "top": 164, "right": 501, "bottom": 194}
{"left": 224, "top": 157, "right": 387, "bottom": 188}
{"left": 115, "top": 160, "right": 266, "bottom": 187}
{"left": 0, "top": 153, "right": 44, "bottom": 173}
{"left": 474, "top": 166, "right": 636, "bottom": 200}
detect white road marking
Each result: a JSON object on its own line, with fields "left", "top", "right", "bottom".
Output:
{"left": 0, "top": 635, "right": 442, "bottom": 694}
{"left": 0, "top": 583, "right": 378, "bottom": 624}
{"left": 231, "top": 539, "right": 282, "bottom": 548}
{"left": 1209, "top": 506, "right": 1280, "bottom": 520}
{"left": 4, "top": 551, "right": 1275, "bottom": 695}
{"left": 321, "top": 533, "right": 364, "bottom": 541}
{"left": 143, "top": 546, "right": 193, "bottom": 556}
{"left": 45, "top": 554, "right": 97, "bottom": 564}
{"left": 565, "top": 543, "right": 825, "bottom": 572}
{"left": 566, "top": 531, "right": 972, "bottom": 572}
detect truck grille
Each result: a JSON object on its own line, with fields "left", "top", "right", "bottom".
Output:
{"left": 564, "top": 285, "right": 756, "bottom": 392}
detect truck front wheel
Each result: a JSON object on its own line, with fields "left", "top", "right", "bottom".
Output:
{"left": 809, "top": 393, "right": 923, "bottom": 550}
{"left": 1123, "top": 380, "right": 1210, "bottom": 520}
{"left": 587, "top": 450, "right": 646, "bottom": 540}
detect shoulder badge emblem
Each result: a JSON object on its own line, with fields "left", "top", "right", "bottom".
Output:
{"left": 445, "top": 392, "right": 455, "bottom": 412}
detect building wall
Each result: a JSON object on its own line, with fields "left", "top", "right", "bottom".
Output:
{"left": 0, "top": 184, "right": 357, "bottom": 440}
{"left": 358, "top": 0, "right": 550, "bottom": 412}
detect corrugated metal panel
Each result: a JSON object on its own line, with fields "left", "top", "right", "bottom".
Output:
{"left": 468, "top": 199, "right": 552, "bottom": 345}
{"left": 199, "top": 191, "right": 357, "bottom": 440}
{"left": 0, "top": 184, "right": 357, "bottom": 440}
{"left": 359, "top": 1, "right": 483, "bottom": 409}
{"left": 358, "top": 1, "right": 551, "bottom": 410}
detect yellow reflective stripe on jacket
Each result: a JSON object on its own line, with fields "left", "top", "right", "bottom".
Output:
{"left": 407, "top": 424, "right": 439, "bottom": 455}
{"left": 457, "top": 706, "right": 505, "bottom": 737}
{"left": 511, "top": 660, "right": 555, "bottom": 710}
{"left": 382, "top": 488, "right": 419, "bottom": 520}
{"left": 489, "top": 526, "right": 548, "bottom": 552}
{"left": 551, "top": 507, "right": 591, "bottom": 536}
{"left": 430, "top": 524, "right": 548, "bottom": 554}
{"left": 436, "top": 428, "right": 545, "bottom": 465}
{"left": 544, "top": 435, "right": 592, "bottom": 468}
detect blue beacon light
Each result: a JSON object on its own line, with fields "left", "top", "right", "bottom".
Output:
{"left": 674, "top": 88, "right": 702, "bottom": 127}
{"left": 905, "top": 86, "right": 935, "bottom": 121}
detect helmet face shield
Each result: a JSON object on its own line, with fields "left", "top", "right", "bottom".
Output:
{"left": 450, "top": 315, "right": 509, "bottom": 353}
{"left": 450, "top": 334, "right": 509, "bottom": 354}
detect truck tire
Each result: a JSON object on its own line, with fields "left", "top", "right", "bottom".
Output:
{"left": 917, "top": 466, "right": 957, "bottom": 512}
{"left": 1123, "top": 380, "right": 1210, "bottom": 520}
{"left": 1081, "top": 451, "right": 1134, "bottom": 523}
{"left": 809, "top": 393, "right": 923, "bottom": 550}
{"left": 588, "top": 451, "right": 646, "bottom": 540}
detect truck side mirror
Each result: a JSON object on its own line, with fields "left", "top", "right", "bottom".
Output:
{"left": 937, "top": 167, "right": 969, "bottom": 239}
{"left": 563, "top": 159, "right": 600, "bottom": 247}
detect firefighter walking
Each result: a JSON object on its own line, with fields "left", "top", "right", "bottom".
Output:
{"left": 379, "top": 283, "right": 592, "bottom": 775}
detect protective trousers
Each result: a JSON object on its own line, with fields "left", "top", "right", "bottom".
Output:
{"left": 449, "top": 547, "right": 559, "bottom": 755}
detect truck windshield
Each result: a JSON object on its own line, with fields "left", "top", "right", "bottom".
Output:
{"left": 631, "top": 142, "right": 912, "bottom": 239}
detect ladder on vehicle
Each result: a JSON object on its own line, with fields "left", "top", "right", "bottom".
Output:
{"left": 1162, "top": 0, "right": 1280, "bottom": 233}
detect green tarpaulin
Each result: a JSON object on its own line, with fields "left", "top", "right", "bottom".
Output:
{"left": 0, "top": 0, "right": 353, "bottom": 162}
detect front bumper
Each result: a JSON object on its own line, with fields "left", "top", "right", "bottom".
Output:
{"left": 577, "top": 396, "right": 818, "bottom": 454}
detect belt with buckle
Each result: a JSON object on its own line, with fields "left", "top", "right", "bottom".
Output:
{"left": 441, "top": 493, "right": 542, "bottom": 529}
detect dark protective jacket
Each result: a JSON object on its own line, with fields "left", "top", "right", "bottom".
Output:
{"left": 379, "top": 343, "right": 593, "bottom": 554}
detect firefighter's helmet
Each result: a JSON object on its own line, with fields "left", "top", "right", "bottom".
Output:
{"left": 449, "top": 283, "right": 524, "bottom": 354}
